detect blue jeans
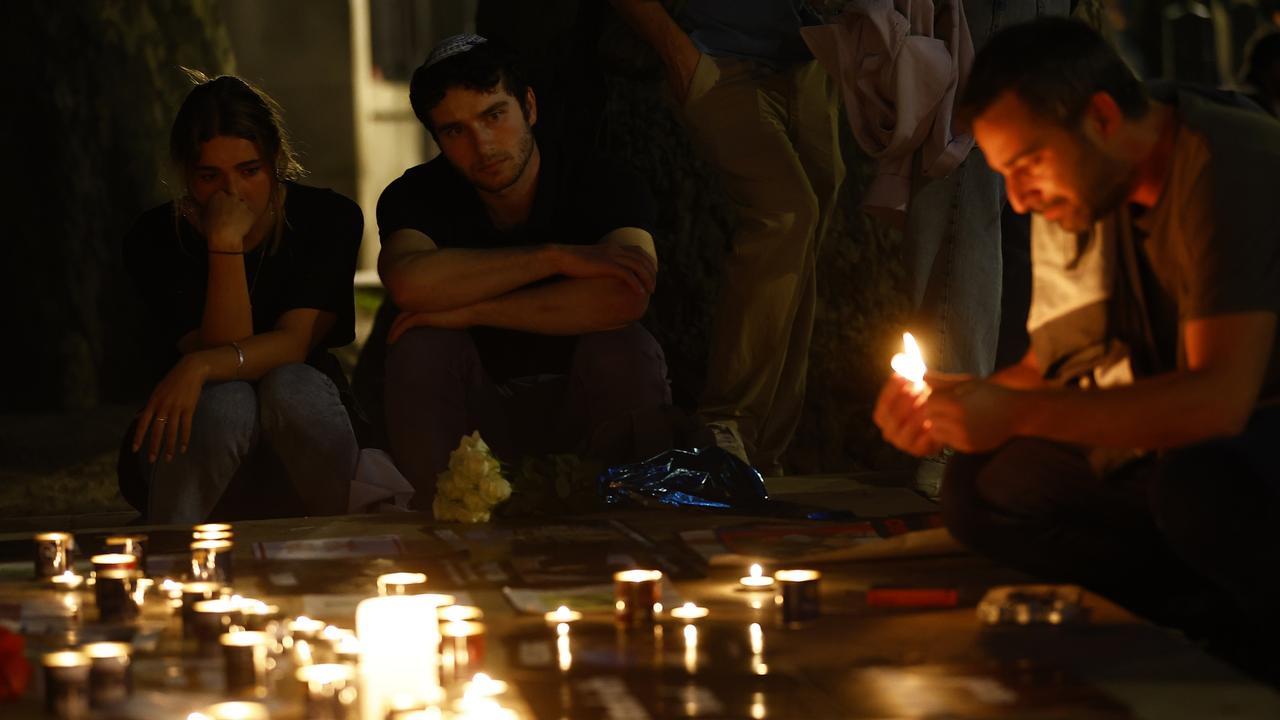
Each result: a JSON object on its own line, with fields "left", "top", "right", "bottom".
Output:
{"left": 906, "top": 0, "right": 1071, "bottom": 375}
{"left": 144, "top": 363, "right": 358, "bottom": 524}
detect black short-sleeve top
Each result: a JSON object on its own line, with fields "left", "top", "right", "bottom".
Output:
{"left": 123, "top": 182, "right": 362, "bottom": 380}
{"left": 375, "top": 149, "right": 655, "bottom": 380}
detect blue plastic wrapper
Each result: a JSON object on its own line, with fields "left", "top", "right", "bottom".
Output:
{"left": 598, "top": 447, "right": 856, "bottom": 521}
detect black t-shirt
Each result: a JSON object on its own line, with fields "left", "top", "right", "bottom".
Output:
{"left": 376, "top": 149, "right": 655, "bottom": 381}
{"left": 123, "top": 182, "right": 362, "bottom": 382}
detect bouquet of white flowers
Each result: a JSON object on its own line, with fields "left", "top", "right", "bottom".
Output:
{"left": 432, "top": 432, "right": 512, "bottom": 523}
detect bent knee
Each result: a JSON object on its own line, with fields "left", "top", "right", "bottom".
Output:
{"left": 258, "top": 364, "right": 340, "bottom": 420}
{"left": 573, "top": 325, "right": 668, "bottom": 378}
{"left": 189, "top": 381, "right": 258, "bottom": 448}
{"left": 386, "top": 327, "right": 475, "bottom": 381}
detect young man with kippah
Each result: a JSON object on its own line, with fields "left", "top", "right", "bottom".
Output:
{"left": 875, "top": 18, "right": 1280, "bottom": 671}
{"left": 377, "top": 36, "right": 671, "bottom": 508}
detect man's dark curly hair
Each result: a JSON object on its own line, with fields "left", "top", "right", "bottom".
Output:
{"left": 409, "top": 41, "right": 531, "bottom": 137}
{"left": 958, "top": 17, "right": 1148, "bottom": 130}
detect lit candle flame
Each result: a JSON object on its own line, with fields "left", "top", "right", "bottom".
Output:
{"left": 890, "top": 332, "right": 928, "bottom": 392}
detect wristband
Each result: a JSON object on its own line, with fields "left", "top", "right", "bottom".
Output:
{"left": 230, "top": 341, "right": 246, "bottom": 379}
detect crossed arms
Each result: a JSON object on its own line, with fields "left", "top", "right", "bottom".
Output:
{"left": 377, "top": 226, "right": 658, "bottom": 341}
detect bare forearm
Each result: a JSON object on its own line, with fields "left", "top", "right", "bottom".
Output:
{"left": 471, "top": 277, "right": 649, "bottom": 335}
{"left": 199, "top": 254, "right": 254, "bottom": 346}
{"left": 989, "top": 360, "right": 1046, "bottom": 390}
{"left": 188, "top": 330, "right": 312, "bottom": 383}
{"left": 383, "top": 245, "right": 558, "bottom": 312}
{"left": 1014, "top": 370, "right": 1252, "bottom": 449}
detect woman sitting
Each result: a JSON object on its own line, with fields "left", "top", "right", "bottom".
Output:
{"left": 120, "top": 71, "right": 362, "bottom": 524}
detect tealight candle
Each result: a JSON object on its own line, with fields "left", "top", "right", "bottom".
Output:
{"left": 34, "top": 531, "right": 76, "bottom": 579}
{"left": 376, "top": 571, "right": 428, "bottom": 596}
{"left": 42, "top": 650, "right": 90, "bottom": 719}
{"left": 193, "top": 530, "right": 234, "bottom": 542}
{"left": 191, "top": 598, "right": 246, "bottom": 655}
{"left": 238, "top": 600, "right": 280, "bottom": 632}
{"left": 83, "top": 642, "right": 131, "bottom": 707}
{"left": 613, "top": 569, "right": 662, "bottom": 628}
{"left": 774, "top": 569, "right": 822, "bottom": 626}
{"left": 669, "top": 602, "right": 709, "bottom": 621}
{"left": 221, "top": 631, "right": 269, "bottom": 696}
{"left": 739, "top": 563, "right": 775, "bottom": 589}
{"left": 193, "top": 523, "right": 232, "bottom": 535}
{"left": 289, "top": 615, "right": 327, "bottom": 642}
{"left": 543, "top": 605, "right": 582, "bottom": 625}
{"left": 182, "top": 582, "right": 225, "bottom": 636}
{"left": 90, "top": 553, "right": 137, "bottom": 574}
{"left": 462, "top": 672, "right": 508, "bottom": 697}
{"left": 439, "top": 604, "right": 483, "bottom": 623}
{"left": 51, "top": 570, "right": 84, "bottom": 590}
{"left": 94, "top": 569, "right": 140, "bottom": 623}
{"left": 190, "top": 539, "right": 234, "bottom": 584}
{"left": 298, "top": 663, "right": 359, "bottom": 719}
{"left": 439, "top": 621, "right": 486, "bottom": 685}
{"left": 104, "top": 535, "right": 148, "bottom": 574}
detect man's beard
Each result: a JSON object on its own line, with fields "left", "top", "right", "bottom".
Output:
{"left": 1050, "top": 146, "right": 1135, "bottom": 233}
{"left": 471, "top": 127, "right": 535, "bottom": 194}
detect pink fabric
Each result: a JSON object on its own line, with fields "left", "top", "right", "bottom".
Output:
{"left": 802, "top": 0, "right": 974, "bottom": 215}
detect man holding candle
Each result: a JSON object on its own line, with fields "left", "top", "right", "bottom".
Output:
{"left": 378, "top": 35, "right": 672, "bottom": 508}
{"left": 874, "top": 18, "right": 1280, "bottom": 669}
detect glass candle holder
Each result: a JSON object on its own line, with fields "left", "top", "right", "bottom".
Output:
{"left": 613, "top": 569, "right": 662, "bottom": 628}
{"left": 437, "top": 604, "right": 483, "bottom": 623}
{"left": 239, "top": 600, "right": 280, "bottom": 632}
{"left": 297, "top": 663, "right": 359, "bottom": 720}
{"left": 182, "top": 581, "right": 225, "bottom": 637}
{"left": 192, "top": 598, "right": 246, "bottom": 655}
{"left": 90, "top": 553, "right": 137, "bottom": 575}
{"left": 42, "top": 650, "right": 90, "bottom": 719}
{"left": 439, "top": 620, "right": 485, "bottom": 686}
{"left": 774, "top": 569, "right": 821, "bottom": 626}
{"left": 193, "top": 522, "right": 232, "bottom": 535}
{"left": 191, "top": 539, "right": 234, "bottom": 584}
{"left": 221, "top": 631, "right": 270, "bottom": 696}
{"left": 82, "top": 642, "right": 131, "bottom": 708}
{"left": 103, "top": 535, "right": 148, "bottom": 574}
{"left": 34, "top": 532, "right": 76, "bottom": 579}
{"left": 376, "top": 572, "right": 428, "bottom": 596}
{"left": 94, "top": 569, "right": 140, "bottom": 623}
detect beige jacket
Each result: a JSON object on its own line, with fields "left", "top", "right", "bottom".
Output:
{"left": 802, "top": 0, "right": 974, "bottom": 216}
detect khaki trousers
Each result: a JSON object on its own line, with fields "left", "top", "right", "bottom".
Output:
{"left": 680, "top": 53, "right": 844, "bottom": 472}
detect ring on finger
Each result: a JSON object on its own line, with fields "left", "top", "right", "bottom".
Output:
{"left": 156, "top": 417, "right": 168, "bottom": 423}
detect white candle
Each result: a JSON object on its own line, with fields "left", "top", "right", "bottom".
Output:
{"left": 669, "top": 602, "right": 709, "bottom": 621}
{"left": 890, "top": 332, "right": 928, "bottom": 392}
{"left": 50, "top": 570, "right": 84, "bottom": 590}
{"left": 739, "top": 563, "right": 774, "bottom": 589}
{"left": 543, "top": 605, "right": 582, "bottom": 625}
{"left": 357, "top": 593, "right": 446, "bottom": 719}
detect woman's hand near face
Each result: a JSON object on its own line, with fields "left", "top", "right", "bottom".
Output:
{"left": 203, "top": 190, "right": 258, "bottom": 253}
{"left": 132, "top": 355, "right": 211, "bottom": 463}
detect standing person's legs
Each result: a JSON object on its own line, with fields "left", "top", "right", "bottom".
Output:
{"left": 754, "top": 58, "right": 846, "bottom": 473}
{"left": 257, "top": 363, "right": 359, "bottom": 516}
{"left": 944, "top": 438, "right": 1220, "bottom": 622}
{"left": 558, "top": 324, "right": 671, "bottom": 450}
{"left": 904, "top": 150, "right": 1004, "bottom": 376}
{"left": 681, "top": 54, "right": 823, "bottom": 466}
{"left": 147, "top": 381, "right": 258, "bottom": 524}
{"left": 385, "top": 327, "right": 508, "bottom": 510}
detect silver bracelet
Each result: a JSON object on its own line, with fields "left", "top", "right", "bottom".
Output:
{"left": 230, "top": 341, "right": 246, "bottom": 379}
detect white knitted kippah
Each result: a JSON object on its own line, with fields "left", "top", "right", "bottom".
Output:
{"left": 424, "top": 34, "right": 489, "bottom": 69}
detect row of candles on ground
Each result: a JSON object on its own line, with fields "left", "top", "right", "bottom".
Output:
{"left": 30, "top": 526, "right": 515, "bottom": 719}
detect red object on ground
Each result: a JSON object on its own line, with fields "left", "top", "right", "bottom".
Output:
{"left": 0, "top": 626, "right": 32, "bottom": 701}
{"left": 866, "top": 587, "right": 959, "bottom": 608}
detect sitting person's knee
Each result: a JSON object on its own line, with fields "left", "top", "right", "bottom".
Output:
{"left": 386, "top": 327, "right": 474, "bottom": 380}
{"left": 191, "top": 381, "right": 258, "bottom": 446}
{"left": 572, "top": 324, "right": 667, "bottom": 382}
{"left": 257, "top": 363, "right": 340, "bottom": 424}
